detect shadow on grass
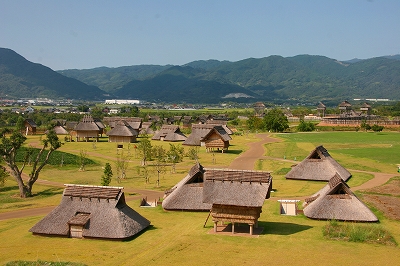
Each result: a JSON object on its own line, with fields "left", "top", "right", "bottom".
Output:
{"left": 259, "top": 221, "right": 312, "bottom": 235}
{"left": 226, "top": 149, "right": 243, "bottom": 155}
{"left": 34, "top": 187, "right": 64, "bottom": 197}
{"left": 0, "top": 185, "right": 19, "bottom": 193}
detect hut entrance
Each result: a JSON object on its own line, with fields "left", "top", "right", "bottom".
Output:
{"left": 68, "top": 212, "right": 90, "bottom": 238}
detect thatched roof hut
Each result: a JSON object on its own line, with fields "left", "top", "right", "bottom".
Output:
{"left": 24, "top": 119, "right": 37, "bottom": 135}
{"left": 74, "top": 115, "right": 103, "bottom": 142}
{"left": 183, "top": 124, "right": 229, "bottom": 147}
{"left": 152, "top": 125, "right": 187, "bottom": 142}
{"left": 202, "top": 126, "right": 231, "bottom": 153}
{"left": 303, "top": 175, "right": 378, "bottom": 222}
{"left": 203, "top": 168, "right": 273, "bottom": 235}
{"left": 285, "top": 145, "right": 351, "bottom": 181}
{"left": 162, "top": 163, "right": 211, "bottom": 211}
{"left": 107, "top": 120, "right": 139, "bottom": 143}
{"left": 30, "top": 184, "right": 150, "bottom": 240}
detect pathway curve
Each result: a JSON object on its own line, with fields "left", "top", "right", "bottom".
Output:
{"left": 229, "top": 133, "right": 280, "bottom": 170}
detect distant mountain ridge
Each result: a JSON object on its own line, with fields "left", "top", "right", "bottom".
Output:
{"left": 0, "top": 48, "right": 106, "bottom": 100}
{"left": 1, "top": 47, "right": 400, "bottom": 103}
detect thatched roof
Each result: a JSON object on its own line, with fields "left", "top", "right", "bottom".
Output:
{"left": 303, "top": 175, "right": 378, "bottom": 222}
{"left": 24, "top": 119, "right": 37, "bottom": 127}
{"left": 203, "top": 168, "right": 273, "bottom": 207}
{"left": 285, "top": 145, "right": 351, "bottom": 181}
{"left": 183, "top": 124, "right": 229, "bottom": 146}
{"left": 152, "top": 125, "right": 186, "bottom": 141}
{"left": 339, "top": 100, "right": 352, "bottom": 107}
{"left": 162, "top": 163, "right": 211, "bottom": 211}
{"left": 202, "top": 126, "right": 232, "bottom": 142}
{"left": 53, "top": 125, "right": 69, "bottom": 135}
{"left": 107, "top": 120, "right": 139, "bottom": 137}
{"left": 30, "top": 184, "right": 150, "bottom": 240}
{"left": 74, "top": 115, "right": 102, "bottom": 131}
{"left": 140, "top": 121, "right": 154, "bottom": 135}
{"left": 205, "top": 121, "right": 233, "bottom": 135}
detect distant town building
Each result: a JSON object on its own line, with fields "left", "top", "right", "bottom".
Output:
{"left": 105, "top": 99, "right": 140, "bottom": 105}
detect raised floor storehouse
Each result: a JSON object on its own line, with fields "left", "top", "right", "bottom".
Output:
{"left": 30, "top": 185, "right": 150, "bottom": 240}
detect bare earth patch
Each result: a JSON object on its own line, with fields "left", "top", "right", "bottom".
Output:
{"left": 363, "top": 195, "right": 400, "bottom": 220}
{"left": 361, "top": 178, "right": 400, "bottom": 220}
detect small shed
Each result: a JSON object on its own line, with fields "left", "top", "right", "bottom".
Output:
{"left": 203, "top": 169, "right": 273, "bottom": 235}
{"left": 202, "top": 126, "right": 231, "bottom": 153}
{"left": 278, "top": 200, "right": 300, "bottom": 215}
{"left": 24, "top": 119, "right": 37, "bottom": 135}
{"left": 29, "top": 184, "right": 151, "bottom": 240}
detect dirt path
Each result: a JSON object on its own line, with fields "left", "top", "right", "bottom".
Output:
{"left": 229, "top": 133, "right": 280, "bottom": 170}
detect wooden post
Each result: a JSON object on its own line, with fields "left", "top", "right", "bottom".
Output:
{"left": 232, "top": 223, "right": 235, "bottom": 234}
{"left": 214, "top": 222, "right": 217, "bottom": 233}
{"left": 249, "top": 224, "right": 253, "bottom": 235}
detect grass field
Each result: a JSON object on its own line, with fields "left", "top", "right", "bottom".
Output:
{"left": 1, "top": 131, "right": 400, "bottom": 265}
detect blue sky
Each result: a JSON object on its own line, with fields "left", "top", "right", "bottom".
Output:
{"left": 1, "top": 0, "right": 399, "bottom": 70}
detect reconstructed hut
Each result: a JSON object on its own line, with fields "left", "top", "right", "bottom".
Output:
{"left": 202, "top": 126, "right": 231, "bottom": 153}
{"left": 24, "top": 119, "right": 37, "bottom": 135}
{"left": 30, "top": 184, "right": 151, "bottom": 240}
{"left": 183, "top": 124, "right": 229, "bottom": 147}
{"left": 303, "top": 175, "right": 378, "bottom": 222}
{"left": 285, "top": 145, "right": 351, "bottom": 181}
{"left": 205, "top": 120, "right": 233, "bottom": 135}
{"left": 140, "top": 121, "right": 154, "bottom": 135}
{"left": 107, "top": 120, "right": 139, "bottom": 143}
{"left": 162, "top": 163, "right": 211, "bottom": 211}
{"left": 182, "top": 116, "right": 193, "bottom": 129}
{"left": 152, "top": 125, "right": 187, "bottom": 142}
{"left": 203, "top": 169, "right": 273, "bottom": 235}
{"left": 74, "top": 115, "right": 103, "bottom": 142}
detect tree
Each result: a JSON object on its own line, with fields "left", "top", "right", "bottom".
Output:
{"left": 78, "top": 150, "right": 88, "bottom": 171}
{"left": 0, "top": 165, "right": 9, "bottom": 187}
{"left": 101, "top": 163, "right": 113, "bottom": 186}
{"left": 371, "top": 124, "right": 384, "bottom": 132}
{"left": 297, "top": 119, "right": 316, "bottom": 132}
{"left": 166, "top": 144, "right": 184, "bottom": 173}
{"left": 16, "top": 116, "right": 25, "bottom": 133}
{"left": 152, "top": 145, "right": 167, "bottom": 187}
{"left": 115, "top": 151, "right": 129, "bottom": 182}
{"left": 0, "top": 129, "right": 62, "bottom": 197}
{"left": 263, "top": 108, "right": 289, "bottom": 132}
{"left": 246, "top": 116, "right": 265, "bottom": 131}
{"left": 137, "top": 137, "right": 152, "bottom": 166}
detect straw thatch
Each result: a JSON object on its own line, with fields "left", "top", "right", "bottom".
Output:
{"left": 53, "top": 125, "right": 69, "bottom": 135}
{"left": 140, "top": 121, "right": 154, "bottom": 135}
{"left": 162, "top": 163, "right": 211, "bottom": 211}
{"left": 303, "top": 175, "right": 378, "bottom": 222}
{"left": 205, "top": 120, "right": 233, "bottom": 135}
{"left": 107, "top": 120, "right": 139, "bottom": 143}
{"left": 74, "top": 115, "right": 103, "bottom": 141}
{"left": 203, "top": 169, "right": 273, "bottom": 233}
{"left": 202, "top": 126, "right": 231, "bottom": 152}
{"left": 285, "top": 145, "right": 351, "bottom": 181}
{"left": 183, "top": 124, "right": 229, "bottom": 146}
{"left": 152, "top": 125, "right": 187, "bottom": 142}
{"left": 30, "top": 184, "right": 150, "bottom": 240}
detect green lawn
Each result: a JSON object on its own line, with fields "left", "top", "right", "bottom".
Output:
{"left": 1, "top": 131, "right": 400, "bottom": 265}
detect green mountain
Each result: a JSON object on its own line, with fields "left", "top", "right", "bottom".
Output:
{"left": 2, "top": 47, "right": 400, "bottom": 104}
{"left": 58, "top": 65, "right": 172, "bottom": 93}
{"left": 0, "top": 48, "right": 107, "bottom": 100}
